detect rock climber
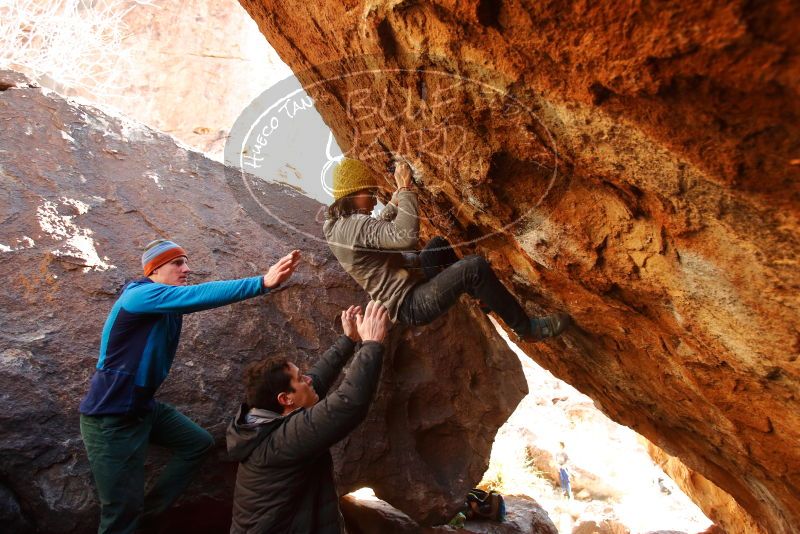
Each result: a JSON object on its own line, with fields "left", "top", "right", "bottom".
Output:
{"left": 322, "top": 157, "right": 570, "bottom": 341}
{"left": 78, "top": 239, "right": 300, "bottom": 534}
{"left": 226, "top": 300, "right": 390, "bottom": 533}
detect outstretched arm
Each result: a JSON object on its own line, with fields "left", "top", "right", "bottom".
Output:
{"left": 264, "top": 341, "right": 384, "bottom": 462}
{"left": 122, "top": 276, "right": 267, "bottom": 314}
{"left": 260, "top": 302, "right": 390, "bottom": 464}
{"left": 122, "top": 250, "right": 301, "bottom": 314}
{"left": 306, "top": 336, "right": 356, "bottom": 399}
{"left": 307, "top": 305, "right": 362, "bottom": 397}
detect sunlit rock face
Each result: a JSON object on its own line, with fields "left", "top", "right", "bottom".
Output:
{"left": 21, "top": 0, "right": 290, "bottom": 156}
{"left": 648, "top": 443, "right": 767, "bottom": 534}
{"left": 100, "top": 0, "right": 289, "bottom": 155}
{"left": 0, "top": 70, "right": 524, "bottom": 531}
{"left": 238, "top": 1, "right": 800, "bottom": 532}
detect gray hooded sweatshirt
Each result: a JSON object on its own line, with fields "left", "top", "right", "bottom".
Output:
{"left": 226, "top": 336, "right": 384, "bottom": 533}
{"left": 323, "top": 190, "right": 421, "bottom": 322}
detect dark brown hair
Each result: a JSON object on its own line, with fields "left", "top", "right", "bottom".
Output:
{"left": 244, "top": 357, "right": 294, "bottom": 413}
{"left": 326, "top": 193, "right": 360, "bottom": 220}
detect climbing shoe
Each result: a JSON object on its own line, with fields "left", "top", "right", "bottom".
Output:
{"left": 522, "top": 312, "right": 571, "bottom": 341}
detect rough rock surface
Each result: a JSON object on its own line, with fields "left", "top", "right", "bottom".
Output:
{"left": 0, "top": 70, "right": 525, "bottom": 532}
{"left": 341, "top": 493, "right": 558, "bottom": 534}
{"left": 341, "top": 493, "right": 421, "bottom": 533}
{"left": 648, "top": 443, "right": 767, "bottom": 534}
{"left": 237, "top": 1, "right": 800, "bottom": 532}
{"left": 572, "top": 520, "right": 630, "bottom": 534}
{"left": 460, "top": 495, "right": 559, "bottom": 534}
{"left": 334, "top": 306, "right": 525, "bottom": 523}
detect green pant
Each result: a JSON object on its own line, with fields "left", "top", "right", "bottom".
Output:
{"left": 80, "top": 402, "right": 215, "bottom": 534}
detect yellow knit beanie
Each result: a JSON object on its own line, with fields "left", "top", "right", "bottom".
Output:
{"left": 332, "top": 158, "right": 378, "bottom": 201}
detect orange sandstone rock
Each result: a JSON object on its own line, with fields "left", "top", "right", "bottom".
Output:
{"left": 648, "top": 443, "right": 767, "bottom": 534}
{"left": 238, "top": 1, "right": 800, "bottom": 531}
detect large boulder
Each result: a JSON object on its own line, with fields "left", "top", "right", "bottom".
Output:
{"left": 334, "top": 306, "right": 525, "bottom": 523}
{"left": 0, "top": 70, "right": 525, "bottom": 532}
{"left": 462, "top": 495, "right": 559, "bottom": 534}
{"left": 341, "top": 493, "right": 558, "bottom": 534}
{"left": 236, "top": 1, "right": 800, "bottom": 532}
{"left": 341, "top": 493, "right": 421, "bottom": 533}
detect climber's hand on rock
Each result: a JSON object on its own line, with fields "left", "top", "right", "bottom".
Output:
{"left": 394, "top": 161, "right": 413, "bottom": 190}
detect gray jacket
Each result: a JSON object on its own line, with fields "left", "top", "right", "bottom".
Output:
{"left": 323, "top": 191, "right": 421, "bottom": 322}
{"left": 226, "top": 336, "right": 384, "bottom": 533}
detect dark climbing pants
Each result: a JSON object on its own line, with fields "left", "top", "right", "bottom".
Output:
{"left": 80, "top": 402, "right": 215, "bottom": 534}
{"left": 397, "top": 236, "right": 531, "bottom": 336}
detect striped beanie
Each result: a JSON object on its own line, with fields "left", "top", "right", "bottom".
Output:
{"left": 142, "top": 239, "right": 187, "bottom": 276}
{"left": 332, "top": 158, "right": 378, "bottom": 201}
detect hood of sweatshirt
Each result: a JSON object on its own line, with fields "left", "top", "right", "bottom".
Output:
{"left": 226, "top": 403, "right": 284, "bottom": 462}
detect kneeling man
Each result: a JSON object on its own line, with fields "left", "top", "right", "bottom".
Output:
{"left": 227, "top": 301, "right": 390, "bottom": 533}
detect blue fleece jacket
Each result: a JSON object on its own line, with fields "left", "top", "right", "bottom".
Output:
{"left": 79, "top": 276, "right": 267, "bottom": 416}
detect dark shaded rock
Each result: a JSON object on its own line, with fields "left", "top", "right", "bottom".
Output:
{"left": 334, "top": 307, "right": 526, "bottom": 523}
{"left": 341, "top": 493, "right": 557, "bottom": 534}
{"left": 0, "top": 482, "right": 32, "bottom": 534}
{"left": 0, "top": 70, "right": 526, "bottom": 532}
{"left": 341, "top": 493, "right": 420, "bottom": 534}
{"left": 462, "top": 495, "right": 558, "bottom": 534}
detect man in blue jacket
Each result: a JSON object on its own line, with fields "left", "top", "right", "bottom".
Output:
{"left": 79, "top": 239, "right": 300, "bottom": 534}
